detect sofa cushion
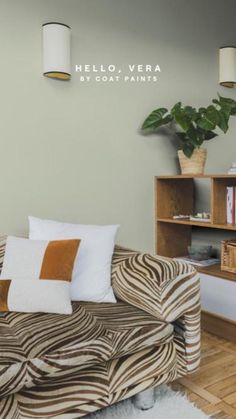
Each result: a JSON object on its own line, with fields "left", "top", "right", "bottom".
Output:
{"left": 0, "top": 341, "right": 178, "bottom": 418}
{"left": 0, "top": 236, "right": 81, "bottom": 315}
{"left": 0, "top": 301, "right": 173, "bottom": 398}
{"left": 29, "top": 216, "right": 119, "bottom": 303}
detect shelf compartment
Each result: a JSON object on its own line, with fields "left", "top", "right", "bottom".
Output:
{"left": 155, "top": 177, "right": 194, "bottom": 219}
{"left": 212, "top": 178, "right": 236, "bottom": 224}
{"left": 156, "top": 221, "right": 191, "bottom": 258}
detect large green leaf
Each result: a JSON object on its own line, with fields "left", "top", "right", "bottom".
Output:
{"left": 182, "top": 143, "right": 195, "bottom": 158}
{"left": 195, "top": 127, "right": 205, "bottom": 144}
{"left": 142, "top": 108, "right": 170, "bottom": 129}
{"left": 196, "top": 118, "right": 214, "bottom": 131}
{"left": 199, "top": 107, "right": 206, "bottom": 114}
{"left": 196, "top": 105, "right": 219, "bottom": 131}
{"left": 230, "top": 106, "right": 236, "bottom": 116}
{"left": 186, "top": 124, "right": 200, "bottom": 146}
{"left": 171, "top": 104, "right": 191, "bottom": 131}
{"left": 219, "top": 103, "right": 232, "bottom": 118}
{"left": 171, "top": 102, "right": 182, "bottom": 114}
{"left": 155, "top": 114, "right": 173, "bottom": 128}
{"left": 183, "top": 106, "right": 197, "bottom": 119}
{"left": 203, "top": 130, "right": 218, "bottom": 140}
{"left": 217, "top": 94, "right": 236, "bottom": 120}
{"left": 217, "top": 111, "right": 228, "bottom": 133}
{"left": 218, "top": 93, "right": 236, "bottom": 107}
{"left": 175, "top": 113, "right": 191, "bottom": 131}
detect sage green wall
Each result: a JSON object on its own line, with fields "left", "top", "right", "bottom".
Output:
{"left": 0, "top": 0, "right": 236, "bottom": 251}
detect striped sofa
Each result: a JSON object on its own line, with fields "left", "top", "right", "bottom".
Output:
{"left": 0, "top": 241, "right": 201, "bottom": 419}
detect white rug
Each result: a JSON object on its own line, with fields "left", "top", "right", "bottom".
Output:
{"left": 88, "top": 386, "right": 210, "bottom": 419}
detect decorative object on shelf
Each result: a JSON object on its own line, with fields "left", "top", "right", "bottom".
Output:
{"left": 189, "top": 212, "right": 211, "bottom": 222}
{"left": 187, "top": 245, "right": 212, "bottom": 261}
{"left": 219, "top": 46, "right": 236, "bottom": 88}
{"left": 221, "top": 239, "right": 236, "bottom": 273}
{"left": 142, "top": 95, "right": 236, "bottom": 174}
{"left": 173, "top": 214, "right": 190, "bottom": 219}
{"left": 228, "top": 162, "right": 236, "bottom": 174}
{"left": 42, "top": 22, "right": 71, "bottom": 80}
{"left": 226, "top": 186, "right": 236, "bottom": 224}
{"left": 172, "top": 212, "right": 211, "bottom": 222}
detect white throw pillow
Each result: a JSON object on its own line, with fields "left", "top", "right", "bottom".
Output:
{"left": 0, "top": 236, "right": 81, "bottom": 314}
{"left": 29, "top": 216, "right": 119, "bottom": 303}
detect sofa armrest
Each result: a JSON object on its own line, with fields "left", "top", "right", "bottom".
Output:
{"left": 112, "top": 249, "right": 200, "bottom": 372}
{"left": 112, "top": 250, "right": 200, "bottom": 322}
{"left": 112, "top": 245, "right": 139, "bottom": 266}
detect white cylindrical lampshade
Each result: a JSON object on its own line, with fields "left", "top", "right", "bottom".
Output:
{"left": 219, "top": 47, "right": 236, "bottom": 88}
{"left": 42, "top": 22, "right": 71, "bottom": 80}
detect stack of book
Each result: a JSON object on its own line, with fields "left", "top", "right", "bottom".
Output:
{"left": 226, "top": 186, "right": 236, "bottom": 224}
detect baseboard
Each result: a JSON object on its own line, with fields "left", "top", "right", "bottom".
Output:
{"left": 201, "top": 310, "right": 236, "bottom": 343}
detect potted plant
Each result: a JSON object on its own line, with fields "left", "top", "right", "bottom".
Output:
{"left": 141, "top": 94, "right": 236, "bottom": 174}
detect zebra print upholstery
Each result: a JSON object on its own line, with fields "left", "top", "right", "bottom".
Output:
{"left": 0, "top": 239, "right": 200, "bottom": 419}
{"left": 112, "top": 248, "right": 201, "bottom": 372}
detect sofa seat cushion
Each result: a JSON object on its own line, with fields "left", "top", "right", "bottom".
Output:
{"left": 0, "top": 301, "right": 173, "bottom": 398}
{"left": 0, "top": 340, "right": 178, "bottom": 419}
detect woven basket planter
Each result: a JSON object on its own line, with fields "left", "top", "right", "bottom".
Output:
{"left": 178, "top": 148, "right": 207, "bottom": 175}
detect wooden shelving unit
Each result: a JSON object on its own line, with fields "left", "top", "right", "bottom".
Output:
{"left": 155, "top": 174, "right": 236, "bottom": 282}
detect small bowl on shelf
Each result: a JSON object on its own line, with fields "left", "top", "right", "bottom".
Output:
{"left": 187, "top": 245, "right": 212, "bottom": 261}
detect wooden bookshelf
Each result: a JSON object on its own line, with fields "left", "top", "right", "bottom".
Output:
{"left": 155, "top": 174, "right": 236, "bottom": 281}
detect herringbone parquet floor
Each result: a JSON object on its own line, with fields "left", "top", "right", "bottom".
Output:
{"left": 172, "top": 331, "right": 236, "bottom": 418}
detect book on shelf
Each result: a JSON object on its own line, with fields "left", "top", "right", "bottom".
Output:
{"left": 175, "top": 256, "right": 220, "bottom": 267}
{"left": 226, "top": 186, "right": 236, "bottom": 224}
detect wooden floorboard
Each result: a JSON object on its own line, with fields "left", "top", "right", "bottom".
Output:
{"left": 171, "top": 331, "right": 236, "bottom": 418}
